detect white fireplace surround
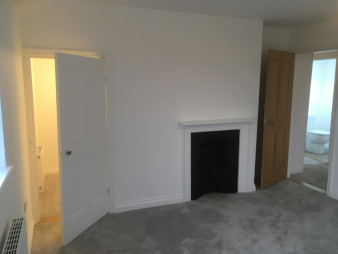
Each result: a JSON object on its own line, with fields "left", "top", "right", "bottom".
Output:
{"left": 179, "top": 118, "right": 257, "bottom": 202}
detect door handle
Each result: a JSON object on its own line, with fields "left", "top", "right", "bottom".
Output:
{"left": 61, "top": 149, "right": 72, "bottom": 156}
{"left": 264, "top": 118, "right": 275, "bottom": 129}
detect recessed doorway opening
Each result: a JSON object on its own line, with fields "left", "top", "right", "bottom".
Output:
{"left": 23, "top": 49, "right": 110, "bottom": 247}
{"left": 30, "top": 58, "right": 61, "bottom": 225}
{"left": 290, "top": 52, "right": 337, "bottom": 192}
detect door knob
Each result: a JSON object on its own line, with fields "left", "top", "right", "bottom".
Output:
{"left": 264, "top": 118, "right": 275, "bottom": 129}
{"left": 268, "top": 119, "right": 275, "bottom": 127}
{"left": 61, "top": 149, "right": 72, "bottom": 156}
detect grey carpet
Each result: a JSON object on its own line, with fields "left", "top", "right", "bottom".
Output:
{"left": 31, "top": 180, "right": 338, "bottom": 254}
{"left": 40, "top": 174, "right": 61, "bottom": 218}
{"left": 291, "top": 158, "right": 328, "bottom": 190}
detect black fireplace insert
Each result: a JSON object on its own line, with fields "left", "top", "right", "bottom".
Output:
{"left": 191, "top": 129, "right": 239, "bottom": 200}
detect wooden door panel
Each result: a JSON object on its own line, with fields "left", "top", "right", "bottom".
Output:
{"left": 275, "top": 132, "right": 286, "bottom": 167}
{"left": 265, "top": 59, "right": 280, "bottom": 118}
{"left": 56, "top": 53, "right": 108, "bottom": 245}
{"left": 262, "top": 132, "right": 276, "bottom": 171}
{"left": 261, "top": 50, "right": 295, "bottom": 189}
{"left": 278, "top": 62, "right": 292, "bottom": 123}
{"left": 61, "top": 68, "right": 83, "bottom": 140}
{"left": 83, "top": 67, "right": 105, "bottom": 134}
{"left": 62, "top": 160, "right": 85, "bottom": 218}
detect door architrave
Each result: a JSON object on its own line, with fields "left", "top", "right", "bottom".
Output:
{"left": 310, "top": 51, "right": 338, "bottom": 197}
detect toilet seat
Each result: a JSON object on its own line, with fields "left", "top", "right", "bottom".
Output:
{"left": 308, "top": 130, "right": 330, "bottom": 136}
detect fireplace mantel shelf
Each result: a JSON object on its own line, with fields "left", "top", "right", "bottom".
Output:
{"left": 178, "top": 118, "right": 256, "bottom": 126}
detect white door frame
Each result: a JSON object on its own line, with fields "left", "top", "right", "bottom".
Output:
{"left": 308, "top": 51, "right": 338, "bottom": 197}
{"left": 22, "top": 48, "right": 114, "bottom": 227}
{"left": 288, "top": 50, "right": 338, "bottom": 197}
{"left": 322, "top": 52, "right": 338, "bottom": 199}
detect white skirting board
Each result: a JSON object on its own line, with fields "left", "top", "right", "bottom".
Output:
{"left": 112, "top": 195, "right": 183, "bottom": 213}
{"left": 327, "top": 190, "right": 338, "bottom": 200}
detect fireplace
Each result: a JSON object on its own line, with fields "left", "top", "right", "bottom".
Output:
{"left": 179, "top": 118, "right": 257, "bottom": 202}
{"left": 191, "top": 130, "right": 239, "bottom": 200}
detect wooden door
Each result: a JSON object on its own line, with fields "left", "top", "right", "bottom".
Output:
{"left": 55, "top": 53, "right": 108, "bottom": 245}
{"left": 261, "top": 49, "right": 295, "bottom": 189}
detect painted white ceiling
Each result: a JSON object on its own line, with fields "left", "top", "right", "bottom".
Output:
{"left": 95, "top": 0, "right": 338, "bottom": 27}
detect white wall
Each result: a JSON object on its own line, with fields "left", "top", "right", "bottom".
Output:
{"left": 19, "top": 0, "right": 263, "bottom": 211}
{"left": 290, "top": 20, "right": 338, "bottom": 53}
{"left": 308, "top": 59, "right": 336, "bottom": 132}
{"left": 260, "top": 27, "right": 291, "bottom": 76}
{"left": 288, "top": 53, "right": 313, "bottom": 174}
{"left": 0, "top": 0, "right": 33, "bottom": 251}
{"left": 31, "top": 58, "right": 59, "bottom": 176}
{"left": 261, "top": 27, "right": 291, "bottom": 62}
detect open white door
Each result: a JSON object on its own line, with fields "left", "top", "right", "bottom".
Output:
{"left": 55, "top": 53, "right": 108, "bottom": 245}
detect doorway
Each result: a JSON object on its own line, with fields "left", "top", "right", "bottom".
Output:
{"left": 290, "top": 52, "right": 337, "bottom": 192}
{"left": 23, "top": 49, "right": 110, "bottom": 246}
{"left": 30, "top": 58, "right": 61, "bottom": 224}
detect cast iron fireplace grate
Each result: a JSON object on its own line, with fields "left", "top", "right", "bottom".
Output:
{"left": 191, "top": 129, "right": 239, "bottom": 200}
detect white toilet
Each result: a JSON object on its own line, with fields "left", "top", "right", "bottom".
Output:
{"left": 306, "top": 130, "right": 330, "bottom": 154}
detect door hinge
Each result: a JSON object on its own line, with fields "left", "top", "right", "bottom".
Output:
{"left": 107, "top": 188, "right": 110, "bottom": 195}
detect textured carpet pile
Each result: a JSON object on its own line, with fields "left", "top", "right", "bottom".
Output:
{"left": 32, "top": 180, "right": 338, "bottom": 254}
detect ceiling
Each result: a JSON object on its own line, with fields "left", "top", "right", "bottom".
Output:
{"left": 95, "top": 0, "right": 338, "bottom": 27}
